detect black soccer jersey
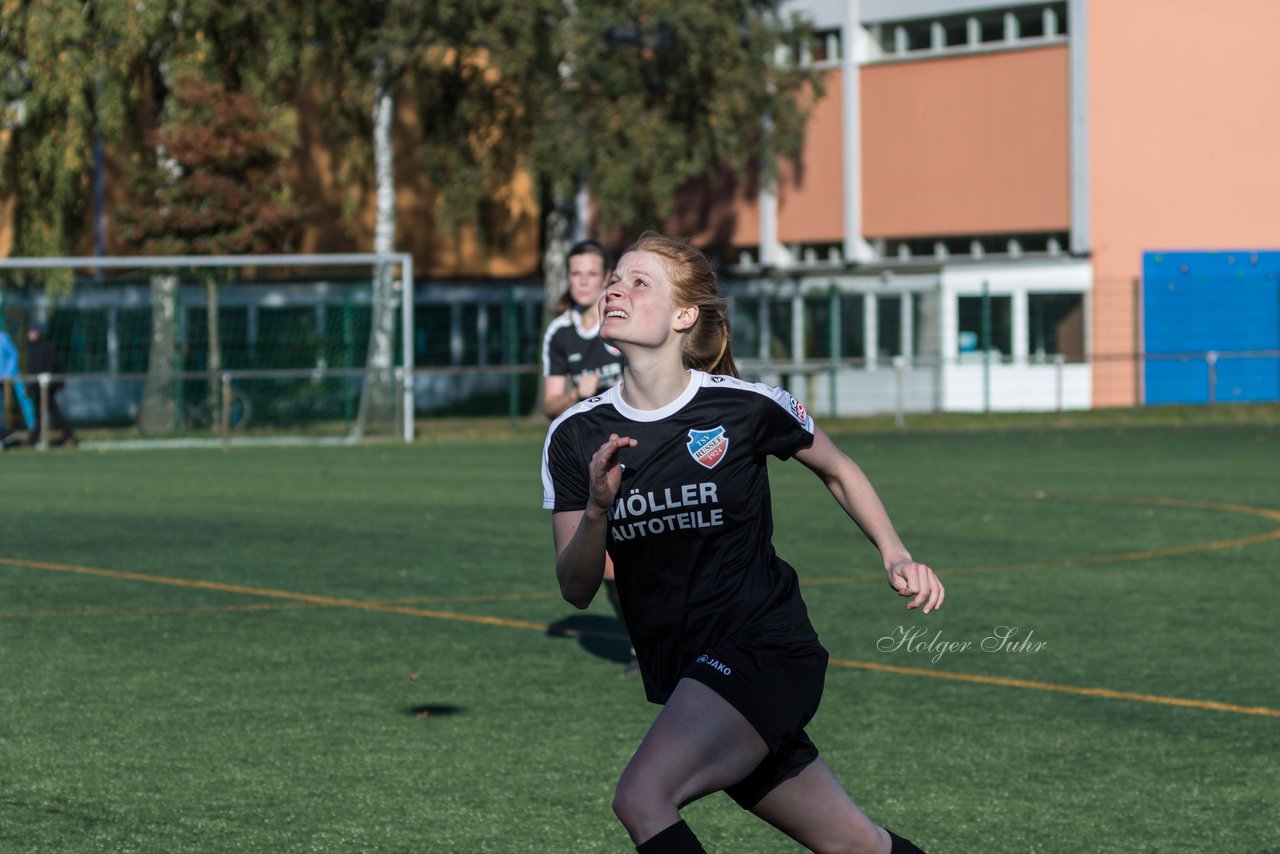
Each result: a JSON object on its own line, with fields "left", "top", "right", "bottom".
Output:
{"left": 541, "top": 308, "right": 625, "bottom": 390}
{"left": 541, "top": 370, "right": 820, "bottom": 704}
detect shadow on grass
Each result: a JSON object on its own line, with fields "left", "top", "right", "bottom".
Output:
{"left": 545, "top": 613, "right": 631, "bottom": 665}
{"left": 404, "top": 704, "right": 463, "bottom": 718}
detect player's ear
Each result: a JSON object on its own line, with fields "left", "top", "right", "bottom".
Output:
{"left": 674, "top": 304, "right": 699, "bottom": 332}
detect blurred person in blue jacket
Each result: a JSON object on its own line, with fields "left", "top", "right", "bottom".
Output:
{"left": 0, "top": 327, "right": 29, "bottom": 449}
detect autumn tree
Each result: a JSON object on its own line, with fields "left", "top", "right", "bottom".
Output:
{"left": 115, "top": 76, "right": 304, "bottom": 430}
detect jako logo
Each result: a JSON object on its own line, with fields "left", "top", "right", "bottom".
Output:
{"left": 696, "top": 654, "right": 732, "bottom": 676}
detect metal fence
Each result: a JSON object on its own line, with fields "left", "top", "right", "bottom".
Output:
{"left": 3, "top": 348, "right": 1276, "bottom": 450}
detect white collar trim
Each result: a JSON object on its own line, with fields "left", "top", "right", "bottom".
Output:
{"left": 572, "top": 307, "right": 601, "bottom": 338}
{"left": 611, "top": 370, "right": 703, "bottom": 422}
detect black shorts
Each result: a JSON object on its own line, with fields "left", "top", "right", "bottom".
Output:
{"left": 681, "top": 635, "right": 829, "bottom": 809}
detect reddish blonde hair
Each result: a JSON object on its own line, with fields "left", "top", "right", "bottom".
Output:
{"left": 624, "top": 232, "right": 739, "bottom": 378}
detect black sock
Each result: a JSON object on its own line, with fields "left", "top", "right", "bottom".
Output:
{"left": 887, "top": 828, "right": 927, "bottom": 854}
{"left": 636, "top": 820, "right": 705, "bottom": 854}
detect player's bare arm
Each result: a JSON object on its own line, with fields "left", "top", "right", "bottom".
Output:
{"left": 576, "top": 372, "right": 602, "bottom": 400}
{"left": 794, "top": 426, "right": 945, "bottom": 614}
{"left": 552, "top": 433, "right": 637, "bottom": 608}
{"left": 543, "top": 372, "right": 607, "bottom": 418}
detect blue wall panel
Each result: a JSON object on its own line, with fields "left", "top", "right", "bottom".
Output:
{"left": 1143, "top": 252, "right": 1280, "bottom": 404}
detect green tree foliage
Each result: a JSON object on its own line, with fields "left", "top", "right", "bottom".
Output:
{"left": 539, "top": 2, "right": 821, "bottom": 237}
{"left": 293, "top": 0, "right": 820, "bottom": 248}
{"left": 402, "top": 1, "right": 820, "bottom": 244}
{"left": 0, "top": 1, "right": 158, "bottom": 266}
{"left": 0, "top": 1, "right": 302, "bottom": 259}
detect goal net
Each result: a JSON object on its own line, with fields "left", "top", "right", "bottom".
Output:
{"left": 0, "top": 253, "right": 414, "bottom": 448}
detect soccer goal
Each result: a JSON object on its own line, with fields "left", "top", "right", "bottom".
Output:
{"left": 0, "top": 253, "right": 414, "bottom": 448}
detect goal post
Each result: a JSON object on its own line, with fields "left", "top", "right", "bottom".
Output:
{"left": 0, "top": 253, "right": 415, "bottom": 446}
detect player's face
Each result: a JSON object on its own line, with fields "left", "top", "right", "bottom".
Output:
{"left": 600, "top": 250, "right": 692, "bottom": 351}
{"left": 567, "top": 253, "right": 608, "bottom": 309}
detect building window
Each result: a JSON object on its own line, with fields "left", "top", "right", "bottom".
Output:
{"left": 804, "top": 295, "right": 833, "bottom": 358}
{"left": 808, "top": 28, "right": 843, "bottom": 64}
{"left": 418, "top": 305, "right": 451, "bottom": 366}
{"left": 47, "top": 309, "right": 109, "bottom": 373}
{"left": 877, "top": 295, "right": 903, "bottom": 358}
{"left": 840, "top": 294, "right": 866, "bottom": 361}
{"left": 729, "top": 296, "right": 761, "bottom": 359}
{"left": 768, "top": 296, "right": 793, "bottom": 360}
{"left": 880, "top": 232, "right": 1068, "bottom": 265}
{"left": 957, "top": 295, "right": 1012, "bottom": 358}
{"left": 869, "top": 3, "right": 1067, "bottom": 61}
{"left": 1028, "top": 293, "right": 1084, "bottom": 362}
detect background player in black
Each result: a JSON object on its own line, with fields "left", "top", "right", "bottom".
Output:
{"left": 542, "top": 239, "right": 625, "bottom": 418}
{"left": 541, "top": 239, "right": 636, "bottom": 672}
{"left": 544, "top": 234, "right": 943, "bottom": 853}
{"left": 26, "top": 322, "right": 77, "bottom": 448}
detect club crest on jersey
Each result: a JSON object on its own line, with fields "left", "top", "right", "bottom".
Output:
{"left": 687, "top": 426, "right": 729, "bottom": 469}
{"left": 789, "top": 397, "right": 807, "bottom": 424}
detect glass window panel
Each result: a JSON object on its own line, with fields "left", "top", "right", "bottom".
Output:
{"left": 256, "top": 306, "right": 319, "bottom": 369}
{"left": 804, "top": 295, "right": 834, "bottom": 359}
{"left": 729, "top": 296, "right": 761, "bottom": 361}
{"left": 840, "top": 295, "right": 865, "bottom": 361}
{"left": 957, "top": 295, "right": 1012, "bottom": 357}
{"left": 877, "top": 296, "right": 902, "bottom": 358}
{"left": 460, "top": 304, "right": 480, "bottom": 365}
{"left": 48, "top": 310, "right": 108, "bottom": 373}
{"left": 187, "top": 307, "right": 252, "bottom": 371}
{"left": 118, "top": 309, "right": 152, "bottom": 374}
{"left": 482, "top": 303, "right": 505, "bottom": 366}
{"left": 418, "top": 305, "right": 452, "bottom": 366}
{"left": 768, "top": 296, "right": 793, "bottom": 360}
{"left": 324, "top": 302, "right": 371, "bottom": 369}
{"left": 1028, "top": 293, "right": 1085, "bottom": 362}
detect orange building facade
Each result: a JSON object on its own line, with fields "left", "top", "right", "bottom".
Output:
{"left": 722, "top": 0, "right": 1280, "bottom": 409}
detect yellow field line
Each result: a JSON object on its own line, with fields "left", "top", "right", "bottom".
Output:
{"left": 0, "top": 602, "right": 318, "bottom": 619}
{"left": 803, "top": 494, "right": 1280, "bottom": 587}
{"left": 0, "top": 557, "right": 552, "bottom": 633}
{"left": 828, "top": 657, "right": 1280, "bottom": 718}
{"left": 4, "top": 493, "right": 1279, "bottom": 719}
{"left": 803, "top": 528, "right": 1280, "bottom": 588}
{"left": 3, "top": 554, "right": 1277, "bottom": 718}
{"left": 0, "top": 589, "right": 560, "bottom": 620}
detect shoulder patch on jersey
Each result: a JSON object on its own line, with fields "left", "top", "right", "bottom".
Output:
{"left": 687, "top": 426, "right": 729, "bottom": 469}
{"left": 789, "top": 396, "right": 807, "bottom": 425}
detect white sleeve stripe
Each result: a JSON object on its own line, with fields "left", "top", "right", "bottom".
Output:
{"left": 702, "top": 373, "right": 815, "bottom": 434}
{"left": 541, "top": 312, "right": 573, "bottom": 377}
{"left": 540, "top": 389, "right": 618, "bottom": 509}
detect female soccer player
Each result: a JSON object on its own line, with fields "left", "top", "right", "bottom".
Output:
{"left": 541, "top": 239, "right": 636, "bottom": 671}
{"left": 541, "top": 233, "right": 942, "bottom": 853}
{"left": 541, "top": 239, "right": 626, "bottom": 418}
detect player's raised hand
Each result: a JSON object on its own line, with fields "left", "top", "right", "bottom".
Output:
{"left": 886, "top": 558, "right": 945, "bottom": 614}
{"left": 588, "top": 433, "right": 637, "bottom": 512}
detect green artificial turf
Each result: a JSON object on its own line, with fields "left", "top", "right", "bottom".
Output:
{"left": 1, "top": 415, "right": 1277, "bottom": 852}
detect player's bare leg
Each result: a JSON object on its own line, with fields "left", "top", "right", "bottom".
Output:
{"left": 613, "top": 678, "right": 768, "bottom": 846}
